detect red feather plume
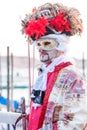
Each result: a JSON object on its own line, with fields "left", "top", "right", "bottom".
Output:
{"left": 25, "top": 17, "right": 48, "bottom": 39}
{"left": 49, "top": 13, "right": 71, "bottom": 33}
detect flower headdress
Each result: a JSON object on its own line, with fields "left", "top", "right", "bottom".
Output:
{"left": 21, "top": 3, "right": 83, "bottom": 43}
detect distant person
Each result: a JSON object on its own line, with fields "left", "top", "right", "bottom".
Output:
{"left": 21, "top": 2, "right": 87, "bottom": 130}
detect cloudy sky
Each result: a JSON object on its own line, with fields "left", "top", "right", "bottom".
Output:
{"left": 0, "top": 0, "right": 87, "bottom": 59}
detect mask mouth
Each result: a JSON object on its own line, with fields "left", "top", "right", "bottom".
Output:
{"left": 35, "top": 37, "right": 59, "bottom": 51}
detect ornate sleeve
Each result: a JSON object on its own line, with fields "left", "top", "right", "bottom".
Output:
{"left": 56, "top": 68, "right": 87, "bottom": 130}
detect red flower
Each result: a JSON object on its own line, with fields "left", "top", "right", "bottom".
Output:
{"left": 25, "top": 17, "right": 48, "bottom": 39}
{"left": 49, "top": 13, "right": 71, "bottom": 33}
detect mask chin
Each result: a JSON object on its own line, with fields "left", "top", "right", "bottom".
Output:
{"left": 40, "top": 49, "right": 58, "bottom": 64}
{"left": 40, "top": 54, "right": 51, "bottom": 63}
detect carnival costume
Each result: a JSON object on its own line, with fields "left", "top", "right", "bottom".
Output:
{"left": 21, "top": 2, "right": 87, "bottom": 130}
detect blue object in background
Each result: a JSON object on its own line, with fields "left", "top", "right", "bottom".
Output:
{"left": 0, "top": 96, "right": 19, "bottom": 110}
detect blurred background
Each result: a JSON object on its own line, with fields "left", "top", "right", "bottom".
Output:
{"left": 0, "top": 0, "right": 87, "bottom": 129}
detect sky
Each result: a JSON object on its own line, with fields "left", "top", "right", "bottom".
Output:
{"left": 0, "top": 0, "right": 87, "bottom": 59}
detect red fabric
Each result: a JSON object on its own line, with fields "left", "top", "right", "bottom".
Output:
{"left": 28, "top": 62, "right": 72, "bottom": 130}
{"left": 53, "top": 122, "right": 58, "bottom": 130}
{"left": 28, "top": 106, "right": 43, "bottom": 130}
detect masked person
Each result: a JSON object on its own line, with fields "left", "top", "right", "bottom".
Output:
{"left": 21, "top": 2, "right": 87, "bottom": 130}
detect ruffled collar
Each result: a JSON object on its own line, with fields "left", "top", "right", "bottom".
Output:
{"left": 31, "top": 55, "right": 73, "bottom": 108}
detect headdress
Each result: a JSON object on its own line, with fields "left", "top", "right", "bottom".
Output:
{"left": 21, "top": 2, "right": 83, "bottom": 44}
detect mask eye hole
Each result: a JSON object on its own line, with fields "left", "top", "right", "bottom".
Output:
{"left": 37, "top": 42, "right": 41, "bottom": 46}
{"left": 44, "top": 42, "right": 51, "bottom": 46}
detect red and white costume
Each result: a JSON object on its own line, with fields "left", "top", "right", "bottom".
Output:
{"left": 28, "top": 56, "right": 87, "bottom": 130}
{"left": 21, "top": 2, "right": 87, "bottom": 130}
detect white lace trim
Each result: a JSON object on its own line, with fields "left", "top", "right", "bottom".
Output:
{"left": 33, "top": 55, "right": 72, "bottom": 91}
